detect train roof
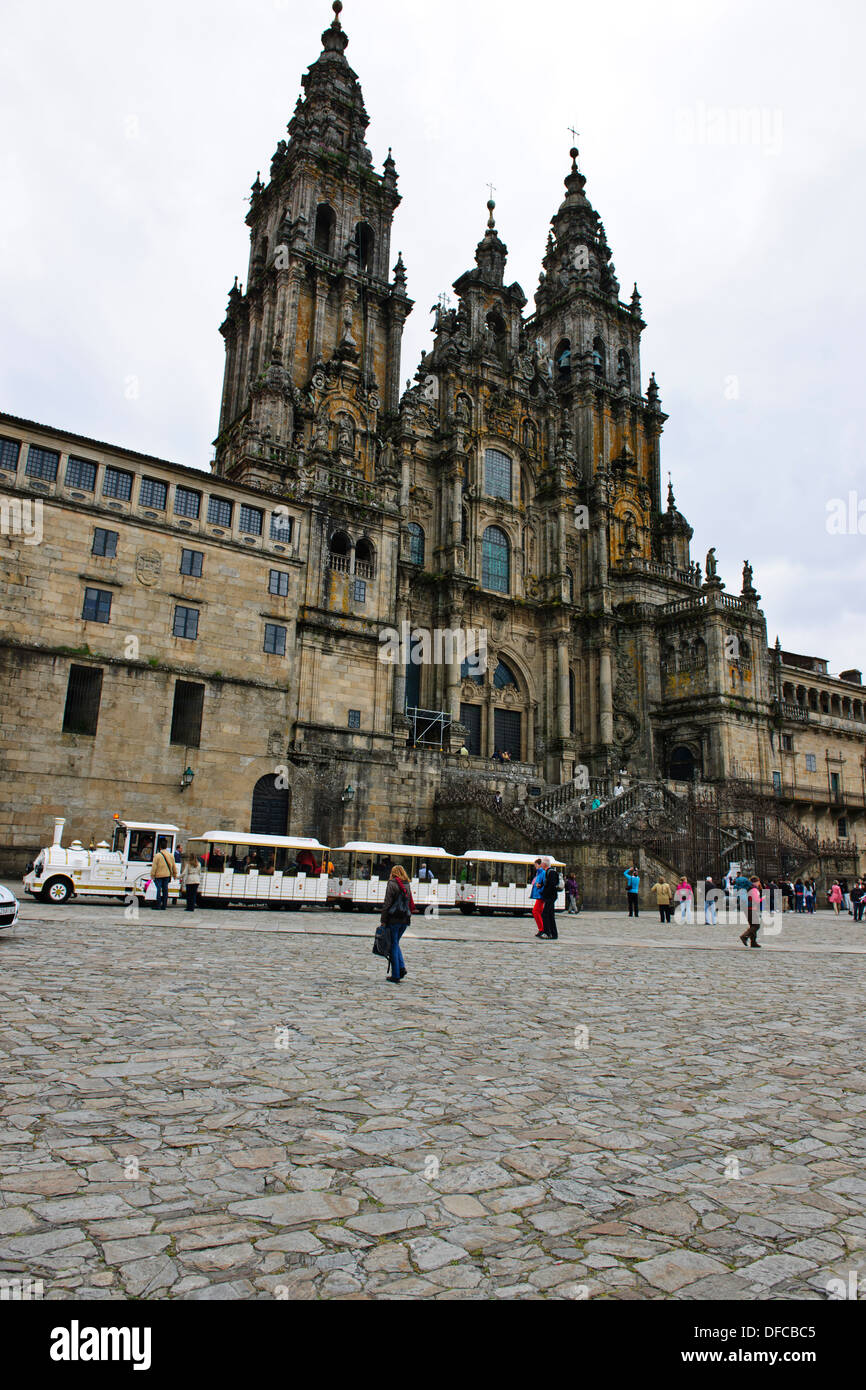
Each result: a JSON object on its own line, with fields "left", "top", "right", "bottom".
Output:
{"left": 461, "top": 850, "right": 566, "bottom": 866}
{"left": 338, "top": 842, "right": 451, "bottom": 857}
{"left": 189, "top": 833, "right": 327, "bottom": 849}
{"left": 118, "top": 821, "right": 181, "bottom": 833}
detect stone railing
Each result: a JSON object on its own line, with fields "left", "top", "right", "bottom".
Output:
{"left": 327, "top": 552, "right": 350, "bottom": 573}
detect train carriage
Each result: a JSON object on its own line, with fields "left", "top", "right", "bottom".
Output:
{"left": 330, "top": 842, "right": 457, "bottom": 911}
{"left": 456, "top": 850, "right": 566, "bottom": 915}
{"left": 186, "top": 833, "right": 330, "bottom": 908}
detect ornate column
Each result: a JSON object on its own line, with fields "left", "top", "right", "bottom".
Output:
{"left": 599, "top": 640, "right": 614, "bottom": 746}
{"left": 557, "top": 635, "right": 570, "bottom": 741}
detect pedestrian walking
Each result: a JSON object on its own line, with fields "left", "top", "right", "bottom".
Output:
{"left": 180, "top": 849, "right": 201, "bottom": 913}
{"left": 540, "top": 856, "right": 559, "bottom": 939}
{"left": 624, "top": 865, "right": 640, "bottom": 918}
{"left": 828, "top": 881, "right": 843, "bottom": 916}
{"left": 651, "top": 877, "right": 673, "bottom": 923}
{"left": 150, "top": 843, "right": 178, "bottom": 911}
{"left": 380, "top": 865, "right": 413, "bottom": 984}
{"left": 675, "top": 876, "right": 694, "bottom": 923}
{"left": 840, "top": 878, "right": 850, "bottom": 913}
{"left": 850, "top": 880, "right": 865, "bottom": 922}
{"left": 704, "top": 875, "right": 720, "bottom": 924}
{"left": 740, "top": 877, "right": 763, "bottom": 948}
{"left": 733, "top": 870, "right": 752, "bottom": 922}
{"left": 530, "top": 858, "right": 546, "bottom": 937}
{"left": 565, "top": 871, "right": 579, "bottom": 914}
{"left": 805, "top": 879, "right": 816, "bottom": 914}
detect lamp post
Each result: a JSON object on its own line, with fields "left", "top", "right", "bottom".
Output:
{"left": 180, "top": 766, "right": 195, "bottom": 793}
{"left": 341, "top": 785, "right": 355, "bottom": 805}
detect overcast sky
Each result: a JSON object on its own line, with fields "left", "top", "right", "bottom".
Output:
{"left": 2, "top": 0, "right": 865, "bottom": 674}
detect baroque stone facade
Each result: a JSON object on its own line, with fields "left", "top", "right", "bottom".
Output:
{"left": 1, "top": 2, "right": 864, "bottom": 870}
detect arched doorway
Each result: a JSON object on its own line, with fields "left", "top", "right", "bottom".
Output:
{"left": 250, "top": 774, "right": 290, "bottom": 836}
{"left": 669, "top": 745, "right": 697, "bottom": 781}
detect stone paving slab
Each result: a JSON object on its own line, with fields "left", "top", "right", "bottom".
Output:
{"left": 0, "top": 900, "right": 864, "bottom": 1300}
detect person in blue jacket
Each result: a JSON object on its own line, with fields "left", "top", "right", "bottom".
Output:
{"left": 624, "top": 866, "right": 640, "bottom": 917}
{"left": 530, "top": 858, "right": 546, "bottom": 937}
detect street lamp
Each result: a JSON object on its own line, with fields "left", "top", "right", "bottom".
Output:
{"left": 180, "top": 766, "right": 195, "bottom": 792}
{"left": 341, "top": 785, "right": 355, "bottom": 804}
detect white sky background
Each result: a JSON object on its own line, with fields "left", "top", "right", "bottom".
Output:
{"left": 1, "top": 0, "right": 865, "bottom": 673}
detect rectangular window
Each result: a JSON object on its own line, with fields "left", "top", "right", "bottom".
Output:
{"left": 270, "top": 512, "right": 293, "bottom": 543}
{"left": 830, "top": 772, "right": 841, "bottom": 799}
{"left": 173, "top": 605, "right": 199, "bottom": 640}
{"left": 62, "top": 665, "right": 103, "bottom": 736}
{"left": 239, "top": 504, "right": 263, "bottom": 536}
{"left": 180, "top": 548, "right": 203, "bottom": 578}
{"left": 264, "top": 623, "right": 286, "bottom": 656}
{"left": 207, "top": 496, "right": 233, "bottom": 527}
{"left": 353, "top": 579, "right": 366, "bottom": 603}
{"left": 92, "top": 528, "right": 118, "bottom": 558}
{"left": 269, "top": 569, "right": 289, "bottom": 597}
{"left": 838, "top": 817, "right": 848, "bottom": 838}
{"left": 82, "top": 587, "right": 112, "bottom": 623}
{"left": 103, "top": 466, "right": 133, "bottom": 501}
{"left": 0, "top": 436, "right": 21, "bottom": 471}
{"left": 772, "top": 770, "right": 782, "bottom": 795}
{"left": 484, "top": 447, "right": 512, "bottom": 501}
{"left": 170, "top": 680, "right": 204, "bottom": 748}
{"left": 139, "top": 476, "right": 167, "bottom": 510}
{"left": 25, "top": 445, "right": 59, "bottom": 482}
{"left": 781, "top": 734, "right": 793, "bottom": 751}
{"left": 460, "top": 703, "right": 482, "bottom": 757}
{"left": 174, "top": 485, "right": 201, "bottom": 519}
{"left": 805, "top": 753, "right": 817, "bottom": 772}
{"left": 65, "top": 456, "right": 97, "bottom": 490}
{"left": 348, "top": 709, "right": 361, "bottom": 729}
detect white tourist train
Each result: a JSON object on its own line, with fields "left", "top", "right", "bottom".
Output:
{"left": 329, "top": 842, "right": 457, "bottom": 911}
{"left": 455, "top": 850, "right": 566, "bottom": 915}
{"left": 22, "top": 817, "right": 181, "bottom": 903}
{"left": 184, "top": 832, "right": 331, "bottom": 908}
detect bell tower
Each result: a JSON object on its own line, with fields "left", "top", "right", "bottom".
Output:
{"left": 214, "top": 1, "right": 413, "bottom": 487}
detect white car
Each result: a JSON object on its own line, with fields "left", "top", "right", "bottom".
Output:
{"left": 0, "top": 884, "right": 20, "bottom": 930}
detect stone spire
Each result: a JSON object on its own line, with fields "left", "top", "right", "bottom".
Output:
{"left": 473, "top": 198, "right": 508, "bottom": 286}
{"left": 536, "top": 146, "right": 620, "bottom": 310}
{"left": 282, "top": 1, "right": 373, "bottom": 171}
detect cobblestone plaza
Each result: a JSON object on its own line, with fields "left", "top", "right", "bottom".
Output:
{"left": 2, "top": 894, "right": 864, "bottom": 1302}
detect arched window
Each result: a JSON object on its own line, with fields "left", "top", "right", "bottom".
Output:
{"left": 328, "top": 531, "right": 352, "bottom": 573}
{"left": 592, "top": 337, "right": 606, "bottom": 377}
{"left": 493, "top": 659, "right": 518, "bottom": 690}
{"left": 355, "top": 538, "right": 375, "bottom": 578}
{"left": 831, "top": 694, "right": 841, "bottom": 715}
{"left": 808, "top": 688, "right": 819, "bottom": 711}
{"left": 461, "top": 658, "right": 483, "bottom": 686}
{"left": 555, "top": 338, "right": 571, "bottom": 376}
{"left": 694, "top": 637, "right": 708, "bottom": 668}
{"left": 407, "top": 523, "right": 425, "bottom": 566}
{"left": 314, "top": 203, "right": 336, "bottom": 255}
{"left": 565, "top": 568, "right": 574, "bottom": 603}
{"left": 617, "top": 348, "right": 631, "bottom": 385}
{"left": 484, "top": 448, "right": 512, "bottom": 501}
{"left": 739, "top": 639, "right": 751, "bottom": 664}
{"left": 355, "top": 221, "right": 375, "bottom": 272}
{"left": 482, "top": 526, "right": 510, "bottom": 593}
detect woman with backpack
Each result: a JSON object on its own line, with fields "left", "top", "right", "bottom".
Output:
{"left": 380, "top": 865, "right": 413, "bottom": 984}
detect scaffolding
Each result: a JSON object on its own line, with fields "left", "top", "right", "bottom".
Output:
{"left": 406, "top": 707, "right": 452, "bottom": 750}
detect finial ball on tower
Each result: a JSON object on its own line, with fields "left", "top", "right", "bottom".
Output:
{"left": 333, "top": 1, "right": 343, "bottom": 14}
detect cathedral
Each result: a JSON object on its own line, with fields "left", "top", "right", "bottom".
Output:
{"left": 0, "top": 2, "right": 863, "bottom": 888}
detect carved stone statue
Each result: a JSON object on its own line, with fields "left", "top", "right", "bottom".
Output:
{"left": 336, "top": 413, "right": 355, "bottom": 454}
{"left": 743, "top": 559, "right": 754, "bottom": 590}
{"left": 705, "top": 547, "right": 717, "bottom": 579}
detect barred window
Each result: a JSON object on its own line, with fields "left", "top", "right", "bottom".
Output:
{"left": 65, "top": 456, "right": 97, "bottom": 490}
{"left": 0, "top": 437, "right": 20, "bottom": 471}
{"left": 207, "top": 496, "right": 233, "bottom": 527}
{"left": 139, "top": 476, "right": 167, "bottom": 510}
{"left": 264, "top": 623, "right": 286, "bottom": 655}
{"left": 353, "top": 579, "right": 367, "bottom": 603}
{"left": 170, "top": 680, "right": 204, "bottom": 748}
{"left": 62, "top": 665, "right": 103, "bottom": 736}
{"left": 180, "top": 549, "right": 203, "bottom": 577}
{"left": 348, "top": 709, "right": 361, "bottom": 729}
{"left": 82, "top": 587, "right": 112, "bottom": 623}
{"left": 174, "top": 485, "right": 201, "bottom": 519}
{"left": 482, "top": 526, "right": 510, "bottom": 593}
{"left": 103, "top": 466, "right": 133, "bottom": 501}
{"left": 239, "top": 504, "right": 263, "bottom": 536}
{"left": 173, "top": 605, "right": 199, "bottom": 640}
{"left": 484, "top": 448, "right": 512, "bottom": 501}
{"left": 92, "top": 528, "right": 118, "bottom": 558}
{"left": 270, "top": 512, "right": 293, "bottom": 543}
{"left": 269, "top": 570, "right": 289, "bottom": 598}
{"left": 25, "top": 445, "right": 59, "bottom": 482}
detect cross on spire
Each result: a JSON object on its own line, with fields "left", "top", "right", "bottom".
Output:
{"left": 486, "top": 182, "right": 496, "bottom": 202}
{"left": 567, "top": 125, "right": 580, "bottom": 145}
